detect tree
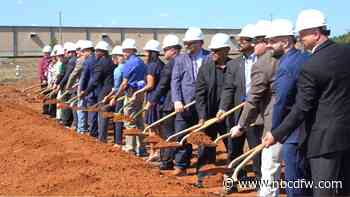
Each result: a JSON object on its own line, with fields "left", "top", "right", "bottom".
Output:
{"left": 332, "top": 32, "right": 350, "bottom": 44}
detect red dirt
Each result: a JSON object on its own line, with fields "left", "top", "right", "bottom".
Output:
{"left": 187, "top": 132, "right": 213, "bottom": 145}
{"left": 0, "top": 81, "right": 266, "bottom": 197}
{"left": 0, "top": 83, "right": 213, "bottom": 197}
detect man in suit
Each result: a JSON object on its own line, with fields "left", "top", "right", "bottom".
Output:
{"left": 150, "top": 34, "right": 182, "bottom": 170}
{"left": 266, "top": 19, "right": 311, "bottom": 197}
{"left": 195, "top": 33, "right": 234, "bottom": 187}
{"left": 171, "top": 27, "right": 210, "bottom": 176}
{"left": 263, "top": 9, "right": 350, "bottom": 196}
{"left": 79, "top": 41, "right": 115, "bottom": 143}
{"left": 230, "top": 20, "right": 279, "bottom": 195}
{"left": 217, "top": 24, "right": 264, "bottom": 181}
{"left": 78, "top": 40, "right": 98, "bottom": 137}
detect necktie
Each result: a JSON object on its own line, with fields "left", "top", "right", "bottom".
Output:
{"left": 191, "top": 55, "right": 198, "bottom": 80}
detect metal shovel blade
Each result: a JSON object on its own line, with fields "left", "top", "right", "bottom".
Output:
{"left": 44, "top": 99, "right": 58, "bottom": 105}
{"left": 122, "top": 128, "right": 144, "bottom": 136}
{"left": 144, "top": 135, "right": 164, "bottom": 144}
{"left": 199, "top": 164, "right": 231, "bottom": 174}
{"left": 153, "top": 142, "right": 182, "bottom": 149}
{"left": 112, "top": 114, "right": 133, "bottom": 122}
{"left": 101, "top": 111, "right": 114, "bottom": 118}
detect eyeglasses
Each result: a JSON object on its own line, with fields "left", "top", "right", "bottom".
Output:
{"left": 184, "top": 41, "right": 198, "bottom": 46}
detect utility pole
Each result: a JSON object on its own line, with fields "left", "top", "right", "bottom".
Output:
{"left": 59, "top": 11, "right": 63, "bottom": 44}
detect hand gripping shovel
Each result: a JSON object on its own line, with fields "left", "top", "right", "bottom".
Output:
{"left": 123, "top": 101, "right": 196, "bottom": 138}
{"left": 153, "top": 102, "right": 245, "bottom": 149}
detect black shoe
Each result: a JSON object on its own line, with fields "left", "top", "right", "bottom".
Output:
{"left": 159, "top": 165, "right": 174, "bottom": 170}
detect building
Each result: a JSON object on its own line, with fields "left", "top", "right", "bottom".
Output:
{"left": 0, "top": 26, "right": 240, "bottom": 57}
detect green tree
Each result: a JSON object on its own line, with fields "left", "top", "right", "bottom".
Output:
{"left": 332, "top": 32, "right": 350, "bottom": 44}
{"left": 49, "top": 37, "right": 58, "bottom": 47}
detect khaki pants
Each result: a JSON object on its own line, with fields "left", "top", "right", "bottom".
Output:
{"left": 56, "top": 90, "right": 63, "bottom": 120}
{"left": 123, "top": 93, "right": 145, "bottom": 155}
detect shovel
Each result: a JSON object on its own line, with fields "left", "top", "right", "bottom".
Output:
{"left": 153, "top": 103, "right": 245, "bottom": 149}
{"left": 22, "top": 84, "right": 41, "bottom": 93}
{"left": 199, "top": 144, "right": 264, "bottom": 174}
{"left": 122, "top": 101, "right": 196, "bottom": 138}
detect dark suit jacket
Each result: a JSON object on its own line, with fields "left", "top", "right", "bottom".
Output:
{"left": 196, "top": 56, "right": 230, "bottom": 120}
{"left": 59, "top": 56, "right": 77, "bottom": 89}
{"left": 272, "top": 40, "right": 350, "bottom": 158}
{"left": 151, "top": 58, "right": 175, "bottom": 112}
{"left": 85, "top": 55, "right": 115, "bottom": 101}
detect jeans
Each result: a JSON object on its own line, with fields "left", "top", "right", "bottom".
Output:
{"left": 77, "top": 98, "right": 88, "bottom": 132}
{"left": 114, "top": 100, "right": 124, "bottom": 145}
{"left": 174, "top": 106, "right": 198, "bottom": 169}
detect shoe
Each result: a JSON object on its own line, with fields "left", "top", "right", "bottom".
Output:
{"left": 193, "top": 180, "right": 204, "bottom": 188}
{"left": 159, "top": 165, "right": 174, "bottom": 170}
{"left": 113, "top": 144, "right": 122, "bottom": 149}
{"left": 171, "top": 167, "right": 187, "bottom": 176}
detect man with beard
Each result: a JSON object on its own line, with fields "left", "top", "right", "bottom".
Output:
{"left": 263, "top": 9, "right": 350, "bottom": 196}
{"left": 194, "top": 33, "right": 234, "bottom": 188}
{"left": 171, "top": 27, "right": 210, "bottom": 176}
{"left": 218, "top": 24, "right": 264, "bottom": 183}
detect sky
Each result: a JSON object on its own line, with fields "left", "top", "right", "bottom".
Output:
{"left": 1, "top": 0, "right": 349, "bottom": 36}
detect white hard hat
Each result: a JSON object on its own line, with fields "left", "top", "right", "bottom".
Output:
{"left": 162, "top": 34, "right": 181, "bottom": 49}
{"left": 122, "top": 38, "right": 137, "bottom": 50}
{"left": 55, "top": 46, "right": 65, "bottom": 56}
{"left": 266, "top": 19, "right": 294, "bottom": 38}
{"left": 296, "top": 9, "right": 327, "bottom": 32}
{"left": 183, "top": 27, "right": 204, "bottom": 42}
{"left": 53, "top": 44, "right": 63, "bottom": 52}
{"left": 42, "top": 45, "right": 52, "bottom": 53}
{"left": 111, "top": 45, "right": 123, "bottom": 55}
{"left": 80, "top": 40, "right": 94, "bottom": 50}
{"left": 254, "top": 20, "right": 272, "bottom": 37}
{"left": 63, "top": 42, "right": 77, "bottom": 52}
{"left": 237, "top": 24, "right": 256, "bottom": 38}
{"left": 143, "top": 40, "right": 161, "bottom": 52}
{"left": 75, "top": 40, "right": 85, "bottom": 49}
{"left": 208, "top": 33, "right": 233, "bottom": 49}
{"left": 50, "top": 51, "right": 55, "bottom": 57}
{"left": 95, "top": 40, "right": 111, "bottom": 51}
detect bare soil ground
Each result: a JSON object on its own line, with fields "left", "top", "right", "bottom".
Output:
{"left": 0, "top": 80, "right": 263, "bottom": 196}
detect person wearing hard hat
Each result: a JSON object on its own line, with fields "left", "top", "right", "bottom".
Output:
{"left": 57, "top": 42, "right": 78, "bottom": 128}
{"left": 79, "top": 40, "right": 114, "bottom": 143}
{"left": 170, "top": 27, "right": 210, "bottom": 176}
{"left": 263, "top": 9, "right": 350, "bottom": 197}
{"left": 78, "top": 40, "right": 97, "bottom": 136}
{"left": 229, "top": 20, "right": 278, "bottom": 194}
{"left": 103, "top": 45, "right": 126, "bottom": 147}
{"left": 46, "top": 49, "right": 59, "bottom": 118}
{"left": 51, "top": 45, "right": 66, "bottom": 124}
{"left": 217, "top": 24, "right": 264, "bottom": 184}
{"left": 37, "top": 45, "right": 52, "bottom": 115}
{"left": 263, "top": 19, "right": 311, "bottom": 197}
{"left": 193, "top": 33, "right": 236, "bottom": 187}
{"left": 111, "top": 38, "right": 147, "bottom": 156}
{"left": 64, "top": 40, "right": 87, "bottom": 132}
{"left": 150, "top": 34, "right": 182, "bottom": 170}
{"left": 126, "top": 39, "right": 165, "bottom": 161}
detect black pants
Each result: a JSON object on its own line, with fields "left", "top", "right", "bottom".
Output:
{"left": 159, "top": 110, "right": 176, "bottom": 169}
{"left": 309, "top": 148, "right": 350, "bottom": 197}
{"left": 41, "top": 84, "right": 49, "bottom": 114}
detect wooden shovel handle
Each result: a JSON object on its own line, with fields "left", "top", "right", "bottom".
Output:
{"left": 165, "top": 123, "right": 201, "bottom": 142}
{"left": 143, "top": 101, "right": 196, "bottom": 134}
{"left": 232, "top": 144, "right": 264, "bottom": 181}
